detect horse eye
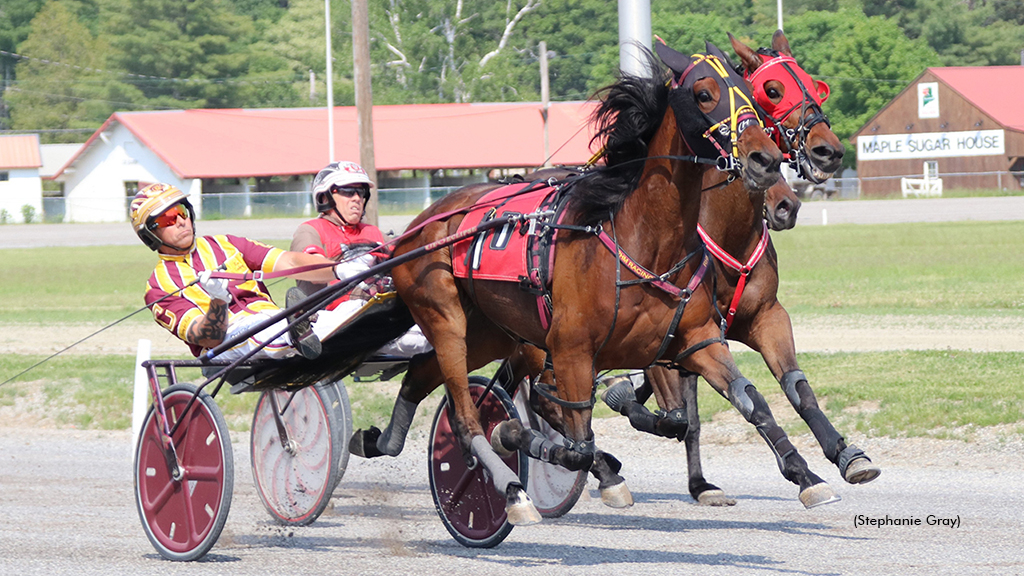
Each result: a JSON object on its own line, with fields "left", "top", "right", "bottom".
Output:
{"left": 766, "top": 87, "right": 782, "bottom": 100}
{"left": 697, "top": 90, "right": 713, "bottom": 103}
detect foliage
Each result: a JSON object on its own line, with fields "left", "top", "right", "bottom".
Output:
{"left": 4, "top": 1, "right": 145, "bottom": 141}
{"left": 20, "top": 204, "right": 35, "bottom": 223}
{"left": 1, "top": 0, "right": 1023, "bottom": 156}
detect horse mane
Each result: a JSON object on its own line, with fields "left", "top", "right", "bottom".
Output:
{"left": 571, "top": 51, "right": 671, "bottom": 226}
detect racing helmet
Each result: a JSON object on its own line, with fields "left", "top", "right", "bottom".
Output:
{"left": 311, "top": 161, "right": 374, "bottom": 213}
{"left": 130, "top": 183, "right": 195, "bottom": 251}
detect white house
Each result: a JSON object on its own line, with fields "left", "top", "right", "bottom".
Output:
{"left": 0, "top": 134, "right": 44, "bottom": 223}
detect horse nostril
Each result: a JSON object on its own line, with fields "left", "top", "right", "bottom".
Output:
{"left": 748, "top": 151, "right": 781, "bottom": 173}
{"left": 812, "top": 144, "right": 844, "bottom": 163}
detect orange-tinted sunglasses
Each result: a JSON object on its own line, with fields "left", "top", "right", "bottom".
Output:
{"left": 149, "top": 203, "right": 189, "bottom": 229}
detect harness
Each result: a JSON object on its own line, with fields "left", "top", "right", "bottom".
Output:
{"left": 698, "top": 220, "right": 769, "bottom": 332}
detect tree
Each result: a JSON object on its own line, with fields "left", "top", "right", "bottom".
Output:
{"left": 782, "top": 9, "right": 941, "bottom": 167}
{"left": 5, "top": 1, "right": 143, "bottom": 141}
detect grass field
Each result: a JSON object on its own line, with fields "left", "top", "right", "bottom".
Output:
{"left": 1, "top": 220, "right": 1022, "bottom": 438}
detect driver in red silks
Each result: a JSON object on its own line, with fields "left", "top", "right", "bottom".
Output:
{"left": 289, "top": 161, "right": 431, "bottom": 357}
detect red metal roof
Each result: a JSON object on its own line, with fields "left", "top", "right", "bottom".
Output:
{"left": 55, "top": 102, "right": 600, "bottom": 180}
{"left": 929, "top": 66, "right": 1024, "bottom": 132}
{"left": 0, "top": 134, "right": 42, "bottom": 169}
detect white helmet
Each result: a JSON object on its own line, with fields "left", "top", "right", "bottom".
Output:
{"left": 312, "top": 161, "right": 374, "bottom": 213}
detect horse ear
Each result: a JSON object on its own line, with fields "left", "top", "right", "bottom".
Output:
{"left": 705, "top": 41, "right": 739, "bottom": 72}
{"left": 815, "top": 79, "right": 830, "bottom": 103}
{"left": 771, "top": 29, "right": 793, "bottom": 57}
{"left": 654, "top": 40, "right": 691, "bottom": 75}
{"left": 728, "top": 32, "right": 762, "bottom": 74}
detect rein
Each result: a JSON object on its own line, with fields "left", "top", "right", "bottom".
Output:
{"left": 697, "top": 220, "right": 769, "bottom": 332}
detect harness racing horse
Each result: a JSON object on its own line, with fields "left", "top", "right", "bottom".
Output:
{"left": 602, "top": 31, "right": 880, "bottom": 507}
{"left": 357, "top": 41, "right": 845, "bottom": 528}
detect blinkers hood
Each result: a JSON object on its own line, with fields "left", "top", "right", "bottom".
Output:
{"left": 656, "top": 41, "right": 762, "bottom": 165}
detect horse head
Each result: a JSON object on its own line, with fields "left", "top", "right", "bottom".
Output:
{"left": 764, "top": 178, "right": 801, "bottom": 230}
{"left": 655, "top": 40, "right": 782, "bottom": 194}
{"left": 729, "top": 31, "right": 844, "bottom": 184}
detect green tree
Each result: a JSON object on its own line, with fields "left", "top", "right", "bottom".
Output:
{"left": 782, "top": 9, "right": 941, "bottom": 167}
{"left": 5, "top": 1, "right": 143, "bottom": 141}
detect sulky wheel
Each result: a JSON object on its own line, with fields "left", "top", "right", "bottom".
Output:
{"left": 250, "top": 383, "right": 341, "bottom": 526}
{"left": 513, "top": 381, "right": 588, "bottom": 518}
{"left": 134, "top": 383, "right": 233, "bottom": 562}
{"left": 323, "top": 380, "right": 354, "bottom": 490}
{"left": 428, "top": 375, "right": 527, "bottom": 548}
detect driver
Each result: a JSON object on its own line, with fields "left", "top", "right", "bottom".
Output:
{"left": 290, "top": 161, "right": 431, "bottom": 357}
{"left": 132, "top": 183, "right": 352, "bottom": 362}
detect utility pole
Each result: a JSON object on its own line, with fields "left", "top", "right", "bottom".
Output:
{"left": 351, "top": 0, "right": 378, "bottom": 226}
{"left": 540, "top": 41, "right": 550, "bottom": 167}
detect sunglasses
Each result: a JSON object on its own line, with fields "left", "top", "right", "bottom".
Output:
{"left": 332, "top": 185, "right": 368, "bottom": 198}
{"left": 149, "top": 203, "right": 189, "bottom": 229}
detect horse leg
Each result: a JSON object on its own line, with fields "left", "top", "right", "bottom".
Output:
{"left": 681, "top": 341, "right": 839, "bottom": 508}
{"left": 675, "top": 370, "right": 736, "bottom": 506}
{"left": 349, "top": 351, "right": 441, "bottom": 458}
{"left": 747, "top": 304, "right": 881, "bottom": 484}
{"left": 601, "top": 370, "right": 689, "bottom": 441}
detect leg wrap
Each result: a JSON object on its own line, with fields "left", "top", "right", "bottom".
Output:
{"left": 520, "top": 428, "right": 563, "bottom": 464}
{"left": 781, "top": 370, "right": 844, "bottom": 463}
{"left": 558, "top": 437, "right": 597, "bottom": 471}
{"left": 470, "top": 435, "right": 522, "bottom": 494}
{"left": 780, "top": 370, "right": 807, "bottom": 408}
{"left": 735, "top": 379, "right": 797, "bottom": 476}
{"left": 727, "top": 377, "right": 755, "bottom": 420}
{"left": 375, "top": 395, "right": 418, "bottom": 457}
{"left": 624, "top": 403, "right": 688, "bottom": 441}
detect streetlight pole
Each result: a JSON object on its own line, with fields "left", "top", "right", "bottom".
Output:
{"left": 777, "top": 0, "right": 784, "bottom": 31}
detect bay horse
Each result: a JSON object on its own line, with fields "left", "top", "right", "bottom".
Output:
{"left": 355, "top": 41, "right": 839, "bottom": 524}
{"left": 602, "top": 30, "right": 879, "bottom": 507}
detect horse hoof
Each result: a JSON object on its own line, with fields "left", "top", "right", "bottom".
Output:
{"left": 489, "top": 420, "right": 517, "bottom": 458}
{"left": 696, "top": 489, "right": 737, "bottom": 507}
{"left": 844, "top": 457, "right": 881, "bottom": 485}
{"left": 799, "top": 482, "right": 842, "bottom": 509}
{"left": 506, "top": 491, "right": 542, "bottom": 526}
{"left": 600, "top": 482, "right": 634, "bottom": 508}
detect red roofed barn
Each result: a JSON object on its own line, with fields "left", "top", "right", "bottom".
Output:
{"left": 852, "top": 66, "right": 1024, "bottom": 196}
{"left": 52, "top": 102, "right": 598, "bottom": 222}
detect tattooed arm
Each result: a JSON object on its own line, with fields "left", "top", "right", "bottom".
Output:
{"left": 185, "top": 299, "right": 229, "bottom": 348}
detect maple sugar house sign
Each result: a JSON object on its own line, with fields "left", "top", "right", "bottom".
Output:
{"left": 858, "top": 130, "right": 1005, "bottom": 160}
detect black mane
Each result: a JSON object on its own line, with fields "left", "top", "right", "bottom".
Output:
{"left": 571, "top": 52, "right": 670, "bottom": 226}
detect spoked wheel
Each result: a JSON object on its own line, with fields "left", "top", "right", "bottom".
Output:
{"left": 428, "top": 375, "right": 527, "bottom": 548}
{"left": 513, "top": 381, "right": 588, "bottom": 518}
{"left": 134, "top": 383, "right": 233, "bottom": 562}
{"left": 250, "top": 383, "right": 341, "bottom": 526}
{"left": 323, "top": 380, "right": 354, "bottom": 490}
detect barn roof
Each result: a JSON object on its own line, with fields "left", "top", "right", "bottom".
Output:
{"left": 930, "top": 66, "right": 1024, "bottom": 131}
{"left": 53, "top": 102, "right": 600, "bottom": 180}
{"left": 852, "top": 66, "right": 1024, "bottom": 139}
{"left": 0, "top": 134, "right": 42, "bottom": 169}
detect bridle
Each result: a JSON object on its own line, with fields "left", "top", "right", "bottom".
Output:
{"left": 745, "top": 50, "right": 831, "bottom": 181}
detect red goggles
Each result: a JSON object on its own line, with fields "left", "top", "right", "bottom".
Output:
{"left": 149, "top": 203, "right": 189, "bottom": 229}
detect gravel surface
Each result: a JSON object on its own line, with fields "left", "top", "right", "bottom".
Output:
{"left": 1, "top": 419, "right": 1021, "bottom": 576}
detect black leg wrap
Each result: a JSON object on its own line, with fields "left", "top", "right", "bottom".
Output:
{"left": 556, "top": 437, "right": 596, "bottom": 472}
{"left": 781, "top": 370, "right": 845, "bottom": 463}
{"left": 727, "top": 377, "right": 755, "bottom": 420}
{"left": 624, "top": 403, "right": 688, "bottom": 441}
{"left": 780, "top": 370, "right": 807, "bottom": 408}
{"left": 349, "top": 426, "right": 385, "bottom": 458}
{"left": 838, "top": 444, "right": 869, "bottom": 475}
